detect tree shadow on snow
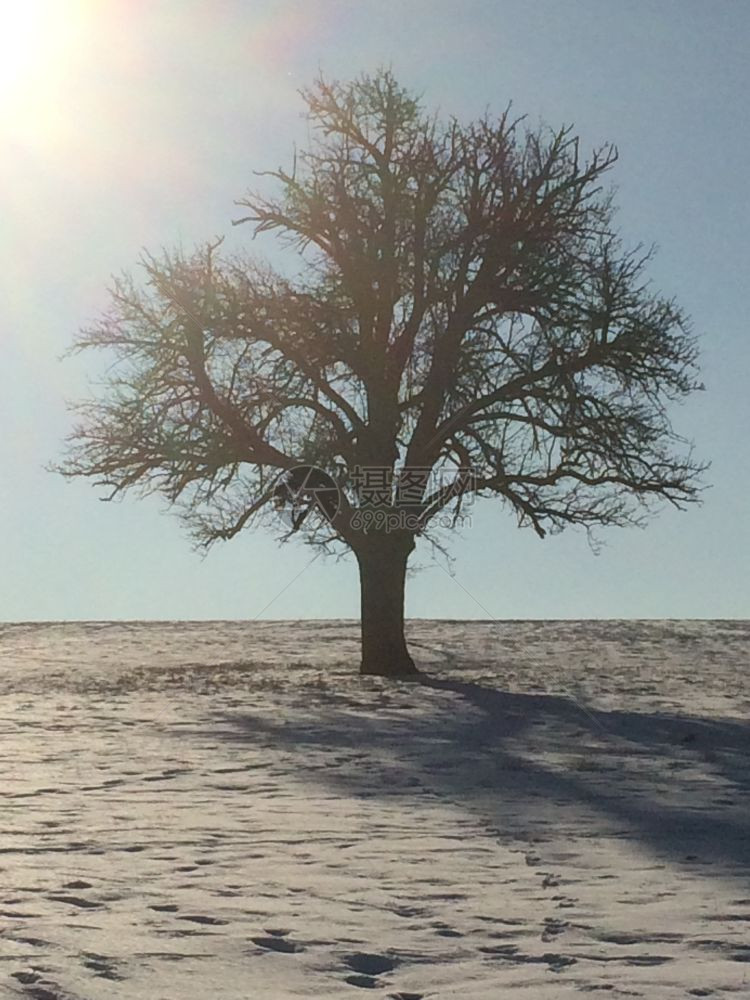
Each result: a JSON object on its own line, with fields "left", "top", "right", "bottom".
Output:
{"left": 208, "top": 673, "right": 750, "bottom": 876}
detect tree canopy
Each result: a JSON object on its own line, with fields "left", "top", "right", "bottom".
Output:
{"left": 58, "top": 70, "right": 706, "bottom": 673}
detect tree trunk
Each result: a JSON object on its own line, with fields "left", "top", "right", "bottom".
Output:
{"left": 355, "top": 532, "right": 418, "bottom": 677}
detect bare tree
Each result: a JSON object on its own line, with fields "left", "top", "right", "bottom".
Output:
{"left": 57, "top": 70, "right": 706, "bottom": 676}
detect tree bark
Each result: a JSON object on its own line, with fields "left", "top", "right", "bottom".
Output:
{"left": 355, "top": 531, "right": 418, "bottom": 677}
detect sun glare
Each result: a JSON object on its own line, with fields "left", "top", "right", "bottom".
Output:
{"left": 1, "top": 1, "right": 49, "bottom": 90}
{"left": 0, "top": 0, "right": 88, "bottom": 117}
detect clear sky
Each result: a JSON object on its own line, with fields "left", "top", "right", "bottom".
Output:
{"left": 1, "top": 0, "right": 748, "bottom": 622}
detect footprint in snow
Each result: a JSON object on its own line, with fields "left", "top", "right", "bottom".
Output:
{"left": 345, "top": 974, "right": 379, "bottom": 988}
{"left": 177, "top": 914, "right": 228, "bottom": 925}
{"left": 47, "top": 894, "right": 101, "bottom": 909}
{"left": 10, "top": 973, "right": 62, "bottom": 1000}
{"left": 624, "top": 955, "right": 672, "bottom": 966}
{"left": 541, "top": 918, "right": 569, "bottom": 941}
{"left": 344, "top": 953, "right": 397, "bottom": 976}
{"left": 251, "top": 935, "right": 303, "bottom": 953}
{"left": 82, "top": 954, "right": 123, "bottom": 981}
{"left": 11, "top": 971, "right": 42, "bottom": 985}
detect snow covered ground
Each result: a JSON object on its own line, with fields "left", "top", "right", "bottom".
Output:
{"left": 0, "top": 619, "right": 748, "bottom": 999}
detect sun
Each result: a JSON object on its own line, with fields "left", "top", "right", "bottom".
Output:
{"left": 0, "top": 0, "right": 87, "bottom": 113}
{"left": 0, "top": 1, "right": 49, "bottom": 92}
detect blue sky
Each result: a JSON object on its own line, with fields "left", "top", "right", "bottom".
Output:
{"left": 1, "top": 0, "right": 748, "bottom": 621}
